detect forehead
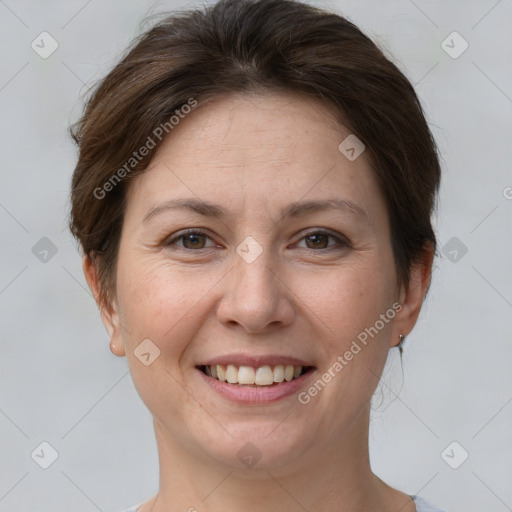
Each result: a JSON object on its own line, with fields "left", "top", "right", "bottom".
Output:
{"left": 124, "top": 91, "right": 386, "bottom": 227}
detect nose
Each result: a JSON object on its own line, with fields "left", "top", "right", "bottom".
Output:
{"left": 216, "top": 244, "right": 295, "bottom": 334}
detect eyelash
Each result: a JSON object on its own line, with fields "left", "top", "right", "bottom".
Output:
{"left": 163, "top": 228, "right": 349, "bottom": 252}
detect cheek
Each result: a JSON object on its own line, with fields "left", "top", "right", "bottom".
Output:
{"left": 305, "top": 254, "right": 396, "bottom": 387}
{"left": 116, "top": 256, "right": 215, "bottom": 354}
{"left": 305, "top": 258, "right": 395, "bottom": 339}
{"left": 114, "top": 259, "right": 205, "bottom": 420}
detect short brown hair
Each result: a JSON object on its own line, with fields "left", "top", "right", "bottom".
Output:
{"left": 69, "top": 0, "right": 441, "bottom": 308}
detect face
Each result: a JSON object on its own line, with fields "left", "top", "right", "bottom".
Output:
{"left": 88, "top": 91, "right": 425, "bottom": 472}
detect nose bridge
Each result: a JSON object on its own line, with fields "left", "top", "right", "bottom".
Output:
{"left": 233, "top": 234, "right": 278, "bottom": 305}
{"left": 216, "top": 233, "right": 293, "bottom": 332}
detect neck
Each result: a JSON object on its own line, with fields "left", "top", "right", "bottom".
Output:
{"left": 144, "top": 405, "right": 409, "bottom": 512}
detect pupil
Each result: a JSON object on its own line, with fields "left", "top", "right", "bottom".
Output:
{"left": 185, "top": 234, "right": 203, "bottom": 248}
{"left": 308, "top": 234, "right": 327, "bottom": 248}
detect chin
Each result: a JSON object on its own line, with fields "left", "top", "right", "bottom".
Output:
{"left": 194, "top": 418, "right": 314, "bottom": 472}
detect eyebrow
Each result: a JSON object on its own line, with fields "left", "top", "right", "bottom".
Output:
{"left": 142, "top": 197, "right": 368, "bottom": 224}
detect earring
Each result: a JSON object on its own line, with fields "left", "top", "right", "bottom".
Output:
{"left": 397, "top": 334, "right": 405, "bottom": 355}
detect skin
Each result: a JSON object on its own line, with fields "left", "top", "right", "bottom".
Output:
{"left": 84, "top": 91, "right": 433, "bottom": 512}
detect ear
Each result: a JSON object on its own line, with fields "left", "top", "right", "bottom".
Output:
{"left": 82, "top": 255, "right": 126, "bottom": 357}
{"left": 391, "top": 243, "right": 435, "bottom": 347}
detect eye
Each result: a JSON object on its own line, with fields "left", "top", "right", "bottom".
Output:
{"left": 163, "top": 228, "right": 349, "bottom": 252}
{"left": 164, "top": 229, "right": 217, "bottom": 250}
{"left": 296, "top": 230, "right": 348, "bottom": 250}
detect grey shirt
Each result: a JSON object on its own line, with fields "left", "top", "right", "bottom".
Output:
{"left": 120, "top": 494, "right": 447, "bottom": 511}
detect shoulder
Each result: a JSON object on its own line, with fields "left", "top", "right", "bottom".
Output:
{"left": 412, "top": 494, "right": 448, "bottom": 512}
{"left": 120, "top": 496, "right": 447, "bottom": 512}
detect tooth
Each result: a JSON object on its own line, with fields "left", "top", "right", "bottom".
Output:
{"left": 255, "top": 366, "right": 274, "bottom": 385}
{"left": 284, "top": 365, "right": 294, "bottom": 381}
{"left": 226, "top": 364, "right": 238, "bottom": 384}
{"left": 211, "top": 364, "right": 304, "bottom": 385}
{"left": 273, "top": 365, "right": 285, "bottom": 382}
{"left": 217, "top": 365, "right": 226, "bottom": 382}
{"left": 238, "top": 366, "right": 256, "bottom": 384}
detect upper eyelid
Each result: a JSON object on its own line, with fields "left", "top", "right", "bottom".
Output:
{"left": 166, "top": 228, "right": 218, "bottom": 244}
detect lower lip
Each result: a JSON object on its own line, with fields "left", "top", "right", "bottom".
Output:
{"left": 196, "top": 367, "right": 316, "bottom": 404}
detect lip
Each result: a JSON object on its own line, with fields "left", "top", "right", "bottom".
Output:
{"left": 196, "top": 365, "right": 316, "bottom": 405}
{"left": 200, "top": 354, "right": 313, "bottom": 367}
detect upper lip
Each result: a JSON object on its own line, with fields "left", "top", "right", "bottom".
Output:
{"left": 199, "top": 354, "right": 315, "bottom": 367}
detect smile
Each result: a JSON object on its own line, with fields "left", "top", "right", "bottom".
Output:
{"left": 198, "top": 364, "right": 312, "bottom": 386}
{"left": 196, "top": 357, "right": 317, "bottom": 404}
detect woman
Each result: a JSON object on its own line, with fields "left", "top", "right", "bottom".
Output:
{"left": 68, "top": 0, "right": 446, "bottom": 510}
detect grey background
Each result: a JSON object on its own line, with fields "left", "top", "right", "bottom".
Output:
{"left": 1, "top": 0, "right": 511, "bottom": 511}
